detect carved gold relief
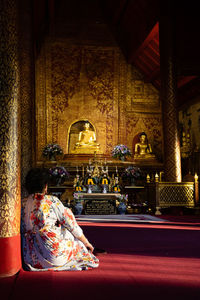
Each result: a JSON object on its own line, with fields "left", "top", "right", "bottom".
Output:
{"left": 35, "top": 44, "right": 47, "bottom": 160}
{"left": 132, "top": 81, "right": 159, "bottom": 103}
{"left": 84, "top": 48, "right": 114, "bottom": 115}
{"left": 35, "top": 39, "right": 163, "bottom": 160}
{"left": 51, "top": 44, "right": 82, "bottom": 113}
{"left": 126, "top": 66, "right": 160, "bottom": 113}
{"left": 126, "top": 116, "right": 140, "bottom": 136}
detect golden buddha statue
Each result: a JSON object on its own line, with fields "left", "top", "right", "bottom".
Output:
{"left": 73, "top": 122, "right": 100, "bottom": 154}
{"left": 134, "top": 132, "right": 156, "bottom": 161}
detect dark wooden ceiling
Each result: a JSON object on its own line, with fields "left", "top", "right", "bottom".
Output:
{"left": 33, "top": 0, "right": 200, "bottom": 109}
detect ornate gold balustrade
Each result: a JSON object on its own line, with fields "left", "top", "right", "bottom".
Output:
{"left": 150, "top": 181, "right": 199, "bottom": 215}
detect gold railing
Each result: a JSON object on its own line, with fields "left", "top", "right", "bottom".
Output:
{"left": 155, "top": 182, "right": 195, "bottom": 215}
{"left": 146, "top": 173, "right": 199, "bottom": 215}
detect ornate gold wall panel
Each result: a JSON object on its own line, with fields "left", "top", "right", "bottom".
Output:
{"left": 0, "top": 0, "right": 21, "bottom": 237}
{"left": 126, "top": 65, "right": 161, "bottom": 113}
{"left": 46, "top": 42, "right": 82, "bottom": 144}
{"left": 125, "top": 113, "right": 163, "bottom": 159}
{"left": 18, "top": 0, "right": 34, "bottom": 197}
{"left": 36, "top": 38, "right": 163, "bottom": 161}
{"left": 84, "top": 47, "right": 119, "bottom": 153}
{"left": 117, "top": 53, "right": 128, "bottom": 146}
{"left": 35, "top": 45, "right": 47, "bottom": 160}
{"left": 124, "top": 65, "right": 163, "bottom": 158}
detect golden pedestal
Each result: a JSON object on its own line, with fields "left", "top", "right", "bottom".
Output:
{"left": 71, "top": 145, "right": 100, "bottom": 154}
{"left": 134, "top": 154, "right": 157, "bottom": 162}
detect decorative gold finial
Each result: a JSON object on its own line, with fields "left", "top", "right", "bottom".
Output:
{"left": 194, "top": 173, "right": 198, "bottom": 183}
{"left": 155, "top": 173, "right": 159, "bottom": 182}
{"left": 146, "top": 174, "right": 150, "bottom": 183}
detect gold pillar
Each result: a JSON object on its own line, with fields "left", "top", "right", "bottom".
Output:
{"left": 0, "top": 0, "right": 21, "bottom": 277}
{"left": 159, "top": 2, "right": 182, "bottom": 182}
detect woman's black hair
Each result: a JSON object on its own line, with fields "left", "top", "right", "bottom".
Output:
{"left": 25, "top": 168, "right": 50, "bottom": 194}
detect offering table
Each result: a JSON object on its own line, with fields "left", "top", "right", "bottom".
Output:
{"left": 73, "top": 193, "right": 121, "bottom": 215}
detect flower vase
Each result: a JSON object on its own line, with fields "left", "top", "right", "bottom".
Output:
{"left": 102, "top": 185, "right": 107, "bottom": 194}
{"left": 51, "top": 177, "right": 63, "bottom": 186}
{"left": 118, "top": 202, "right": 127, "bottom": 215}
{"left": 87, "top": 185, "right": 92, "bottom": 193}
{"left": 74, "top": 201, "right": 83, "bottom": 215}
{"left": 130, "top": 177, "right": 136, "bottom": 186}
{"left": 56, "top": 178, "right": 64, "bottom": 186}
{"left": 49, "top": 154, "right": 56, "bottom": 161}
{"left": 56, "top": 178, "right": 61, "bottom": 186}
{"left": 120, "top": 156, "right": 126, "bottom": 161}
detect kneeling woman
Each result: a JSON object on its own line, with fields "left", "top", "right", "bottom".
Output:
{"left": 21, "top": 168, "right": 99, "bottom": 271}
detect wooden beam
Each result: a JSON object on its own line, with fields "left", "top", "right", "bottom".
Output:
{"left": 128, "top": 22, "right": 159, "bottom": 63}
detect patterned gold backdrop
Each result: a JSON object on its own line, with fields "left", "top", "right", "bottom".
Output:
{"left": 36, "top": 38, "right": 163, "bottom": 161}
{"left": 19, "top": 0, "right": 34, "bottom": 197}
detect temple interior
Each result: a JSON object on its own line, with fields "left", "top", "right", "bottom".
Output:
{"left": 32, "top": 0, "right": 200, "bottom": 213}
{"left": 1, "top": 0, "right": 200, "bottom": 281}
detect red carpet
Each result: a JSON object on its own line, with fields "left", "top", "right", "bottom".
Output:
{"left": 1, "top": 217, "right": 200, "bottom": 300}
{"left": 156, "top": 214, "right": 200, "bottom": 224}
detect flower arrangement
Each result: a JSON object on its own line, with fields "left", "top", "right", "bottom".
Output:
{"left": 73, "top": 193, "right": 84, "bottom": 215}
{"left": 111, "top": 144, "right": 131, "bottom": 160}
{"left": 117, "top": 194, "right": 128, "bottom": 203}
{"left": 116, "top": 194, "right": 128, "bottom": 214}
{"left": 73, "top": 192, "right": 84, "bottom": 201}
{"left": 42, "top": 143, "right": 63, "bottom": 160}
{"left": 122, "top": 166, "right": 142, "bottom": 179}
{"left": 49, "top": 166, "right": 69, "bottom": 184}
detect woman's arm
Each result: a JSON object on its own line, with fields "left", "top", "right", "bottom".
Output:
{"left": 78, "top": 234, "right": 94, "bottom": 252}
{"left": 53, "top": 197, "right": 94, "bottom": 251}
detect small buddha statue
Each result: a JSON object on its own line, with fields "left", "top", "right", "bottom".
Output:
{"left": 73, "top": 174, "right": 84, "bottom": 192}
{"left": 112, "top": 176, "right": 121, "bottom": 193}
{"left": 93, "top": 164, "right": 100, "bottom": 179}
{"left": 84, "top": 166, "right": 97, "bottom": 186}
{"left": 99, "top": 173, "right": 110, "bottom": 193}
{"left": 134, "top": 132, "right": 156, "bottom": 161}
{"left": 73, "top": 122, "right": 100, "bottom": 154}
{"left": 181, "top": 131, "right": 191, "bottom": 158}
{"left": 99, "top": 173, "right": 110, "bottom": 185}
{"left": 99, "top": 166, "right": 110, "bottom": 186}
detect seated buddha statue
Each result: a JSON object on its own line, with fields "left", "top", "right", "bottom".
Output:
{"left": 181, "top": 131, "right": 190, "bottom": 158}
{"left": 112, "top": 176, "right": 121, "bottom": 193}
{"left": 134, "top": 132, "right": 156, "bottom": 161}
{"left": 73, "top": 122, "right": 100, "bottom": 154}
{"left": 73, "top": 174, "right": 84, "bottom": 192}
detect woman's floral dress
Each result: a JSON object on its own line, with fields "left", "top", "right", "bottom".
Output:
{"left": 21, "top": 194, "right": 99, "bottom": 271}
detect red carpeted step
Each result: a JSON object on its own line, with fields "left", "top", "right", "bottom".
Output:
{"left": 1, "top": 222, "right": 200, "bottom": 300}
